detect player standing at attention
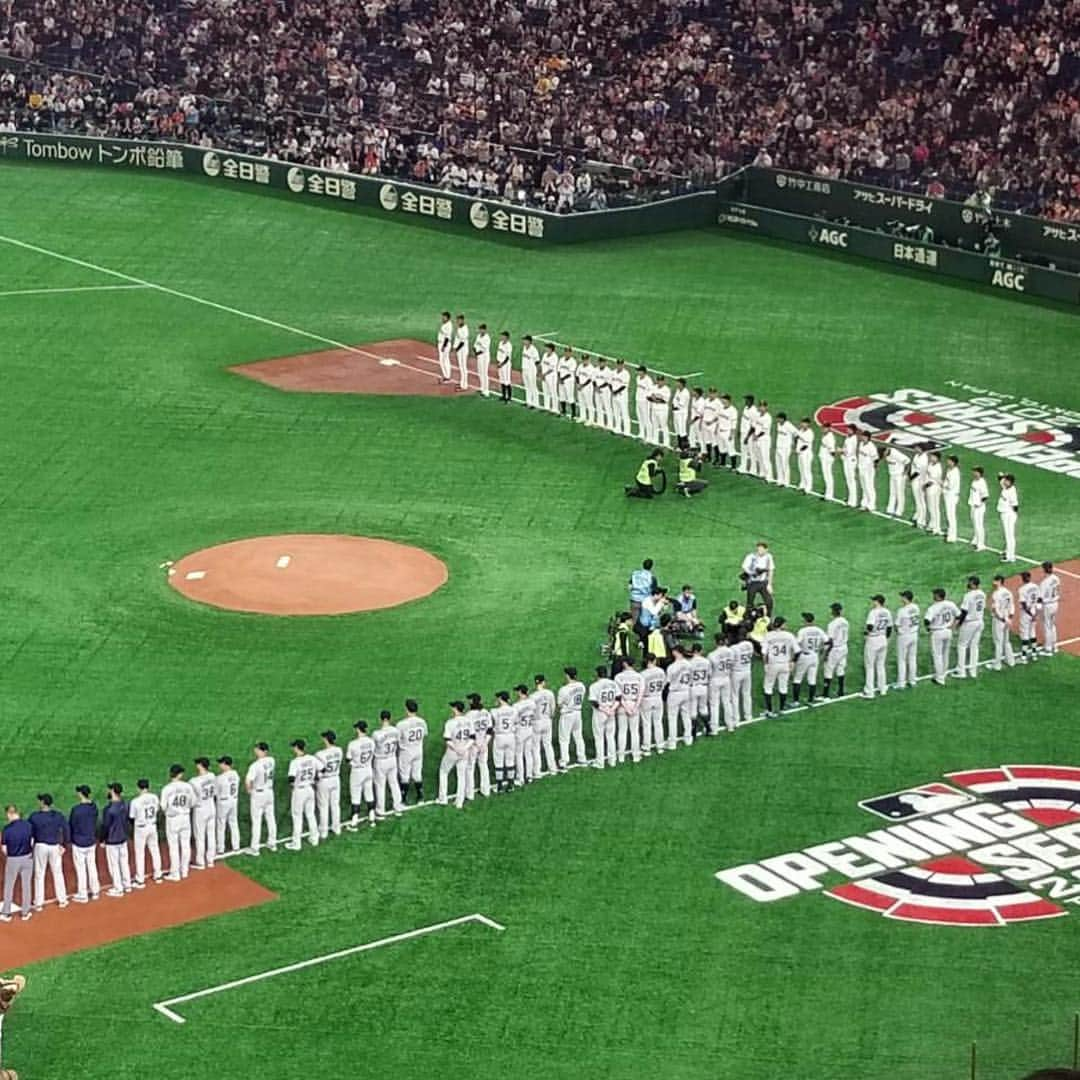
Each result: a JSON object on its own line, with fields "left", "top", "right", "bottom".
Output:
{"left": 706, "top": 633, "right": 734, "bottom": 732}
{"left": 214, "top": 757, "right": 241, "bottom": 856}
{"left": 611, "top": 359, "right": 632, "bottom": 435}
{"left": 924, "top": 588, "right": 961, "bottom": 685}
{"left": 762, "top": 617, "right": 799, "bottom": 717}
{"left": 664, "top": 645, "right": 695, "bottom": 748}
{"left": 717, "top": 394, "right": 738, "bottom": 469}
{"left": 530, "top": 675, "right": 558, "bottom": 777}
{"left": 598, "top": 358, "right": 618, "bottom": 430}
{"left": 774, "top": 412, "right": 797, "bottom": 488}
{"left": 635, "top": 366, "right": 654, "bottom": 441}
{"left": 741, "top": 541, "right": 775, "bottom": 616}
{"left": 968, "top": 466, "right": 990, "bottom": 550}
{"left": 577, "top": 354, "right": 596, "bottom": 426}
{"left": 512, "top": 685, "right": 537, "bottom": 785}
{"left": 822, "top": 602, "right": 849, "bottom": 699}
{"left": 346, "top": 720, "right": 376, "bottom": 828}
{"left": 990, "top": 575, "right": 1017, "bottom": 670}
{"left": 69, "top": 785, "right": 101, "bottom": 901}
{"left": 671, "top": 378, "right": 691, "bottom": 449}
{"left": 857, "top": 432, "right": 879, "bottom": 512}
{"left": 737, "top": 395, "right": 757, "bottom": 474}
{"left": 728, "top": 629, "right": 755, "bottom": 723}
{"left": 842, "top": 429, "right": 859, "bottom": 508}
{"left": 556, "top": 668, "right": 588, "bottom": 770}
{"left": 795, "top": 418, "right": 815, "bottom": 494}
{"left": 638, "top": 654, "right": 667, "bottom": 753}
{"left": 453, "top": 313, "right": 470, "bottom": 391}
{"left": 997, "top": 473, "right": 1019, "bottom": 561}
{"left": 520, "top": 335, "right": 540, "bottom": 408}
{"left": 1018, "top": 571, "right": 1040, "bottom": 662}
{"left": 557, "top": 346, "right": 577, "bottom": 419}
{"left": 862, "top": 595, "right": 893, "bottom": 697}
{"left": 894, "top": 590, "right": 921, "bottom": 689}
{"left": 473, "top": 323, "right": 492, "bottom": 398}
{"left": 649, "top": 374, "right": 671, "bottom": 447}
{"left": 161, "top": 765, "right": 195, "bottom": 880}
{"left": 286, "top": 740, "right": 320, "bottom": 849}
{"left": 315, "top": 730, "right": 343, "bottom": 839}
{"left": 688, "top": 643, "right": 712, "bottom": 736}
{"left": 1039, "top": 561, "right": 1061, "bottom": 656}
{"left": 496, "top": 331, "right": 513, "bottom": 403}
{"left": 190, "top": 758, "right": 218, "bottom": 870}
{"left": 755, "top": 402, "right": 774, "bottom": 482}
{"left": 489, "top": 691, "right": 517, "bottom": 792}
{"left": 588, "top": 666, "right": 620, "bottom": 768}
{"left": 613, "top": 658, "right": 645, "bottom": 762}
{"left": 101, "top": 783, "right": 132, "bottom": 897}
{"left": 246, "top": 742, "right": 276, "bottom": 854}
{"left": 910, "top": 443, "right": 930, "bottom": 529}
{"left": 792, "top": 613, "right": 826, "bottom": 705}
{"left": 924, "top": 451, "right": 944, "bottom": 535}
{"left": 943, "top": 455, "right": 962, "bottom": 542}
{"left": 885, "top": 444, "right": 909, "bottom": 517}
{"left": 465, "top": 692, "right": 492, "bottom": 798}
{"left": 128, "top": 779, "right": 161, "bottom": 887}
{"left": 437, "top": 703, "right": 471, "bottom": 809}
{"left": 29, "top": 794, "right": 67, "bottom": 912}
{"left": 818, "top": 424, "right": 838, "bottom": 501}
{"left": 396, "top": 700, "right": 428, "bottom": 805}
{"left": 700, "top": 390, "right": 720, "bottom": 465}
{"left": 540, "top": 343, "right": 559, "bottom": 413}
{"left": 437, "top": 310, "right": 453, "bottom": 382}
{"left": 688, "top": 387, "right": 705, "bottom": 451}
{"left": 954, "top": 576, "right": 987, "bottom": 678}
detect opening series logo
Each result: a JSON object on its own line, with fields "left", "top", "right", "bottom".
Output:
{"left": 815, "top": 387, "right": 1080, "bottom": 478}
{"left": 716, "top": 765, "right": 1080, "bottom": 926}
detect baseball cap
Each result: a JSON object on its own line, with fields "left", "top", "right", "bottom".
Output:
{"left": 75, "top": 784, "right": 92, "bottom": 797}
{"left": 320, "top": 730, "right": 336, "bottom": 742}
{"left": 36, "top": 793, "right": 53, "bottom": 806}
{"left": 290, "top": 739, "right": 306, "bottom": 750}
{"left": 899, "top": 590, "right": 913, "bottom": 601}
{"left": 353, "top": 719, "right": 368, "bottom": 731}
{"left": 217, "top": 755, "right": 233, "bottom": 766}
{"left": 871, "top": 594, "right": 885, "bottom": 604}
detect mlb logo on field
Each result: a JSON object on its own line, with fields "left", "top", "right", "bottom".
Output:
{"left": 857, "top": 782, "right": 975, "bottom": 821}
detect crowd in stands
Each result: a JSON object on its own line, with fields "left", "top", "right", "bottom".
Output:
{"left": 0, "top": 0, "right": 1077, "bottom": 219}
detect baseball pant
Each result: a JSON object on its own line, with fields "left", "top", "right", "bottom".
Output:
{"left": 1000, "top": 511, "right": 1017, "bottom": 561}
{"left": 708, "top": 680, "right": 734, "bottom": 733}
{"left": 105, "top": 842, "right": 131, "bottom": 892}
{"left": 349, "top": 772, "right": 375, "bottom": 810}
{"left": 859, "top": 462, "right": 876, "bottom": 511}
{"left": 737, "top": 427, "right": 751, "bottom": 473}
{"left": 492, "top": 734, "right": 516, "bottom": 787}
{"left": 992, "top": 619, "right": 1016, "bottom": 669}
{"left": 581, "top": 387, "right": 595, "bottom": 425}
{"left": 1020, "top": 612, "right": 1036, "bottom": 653}
{"left": 2, "top": 855, "right": 31, "bottom": 916}
{"left": 970, "top": 505, "right": 986, "bottom": 549}
{"left": 716, "top": 430, "right": 733, "bottom": 459}
{"left": 927, "top": 491, "right": 942, "bottom": 534}
{"left": 132, "top": 827, "right": 162, "bottom": 884}
{"left": 792, "top": 655, "right": 819, "bottom": 698}
{"left": 823, "top": 647, "right": 848, "bottom": 680}
{"left": 776, "top": 451, "right": 792, "bottom": 487}
{"left": 216, "top": 799, "right": 241, "bottom": 854}
{"left": 912, "top": 481, "right": 927, "bottom": 527}
{"left": 398, "top": 751, "right": 423, "bottom": 788}
{"left": 757, "top": 441, "right": 774, "bottom": 482}
{"left": 456, "top": 347, "right": 469, "bottom": 390}
{"left": 666, "top": 692, "right": 693, "bottom": 747}
{"left": 542, "top": 376, "right": 558, "bottom": 413}
{"left": 476, "top": 356, "right": 490, "bottom": 397}
{"left": 944, "top": 495, "right": 959, "bottom": 542}
{"left": 673, "top": 411, "right": 689, "bottom": 443}
{"left": 896, "top": 634, "right": 918, "bottom": 688}
{"left": 863, "top": 638, "right": 888, "bottom": 695}
{"left": 523, "top": 368, "right": 539, "bottom": 408}
{"left": 819, "top": 453, "right": 835, "bottom": 500}
{"left": 616, "top": 395, "right": 631, "bottom": 436}
{"left": 762, "top": 665, "right": 790, "bottom": 695}
{"left": 616, "top": 707, "right": 641, "bottom": 762}
{"left": 797, "top": 452, "right": 813, "bottom": 493}
{"left": 531, "top": 722, "right": 557, "bottom": 775}
{"left": 956, "top": 622, "right": 983, "bottom": 677}
{"left": 558, "top": 712, "right": 587, "bottom": 767}
{"left": 72, "top": 843, "right": 102, "bottom": 898}
{"left": 930, "top": 631, "right": 952, "bottom": 683}
{"left": 691, "top": 688, "right": 708, "bottom": 729}
{"left": 374, "top": 764, "right": 403, "bottom": 817}
{"left": 590, "top": 713, "right": 617, "bottom": 767}
{"left": 469, "top": 737, "right": 491, "bottom": 797}
{"left": 166, "top": 819, "right": 192, "bottom": 878}
{"left": 289, "top": 788, "right": 318, "bottom": 848}
{"left": 652, "top": 405, "right": 670, "bottom": 447}
{"left": 731, "top": 674, "right": 753, "bottom": 723}
{"left": 887, "top": 473, "right": 906, "bottom": 517}
{"left": 843, "top": 459, "right": 858, "bottom": 507}
{"left": 635, "top": 397, "right": 651, "bottom": 441}
{"left": 599, "top": 391, "right": 614, "bottom": 429}
{"left": 316, "top": 779, "right": 342, "bottom": 838}
{"left": 640, "top": 699, "right": 664, "bottom": 752}
{"left": 515, "top": 733, "right": 535, "bottom": 784}
{"left": 249, "top": 792, "right": 277, "bottom": 852}
{"left": 1043, "top": 603, "right": 1059, "bottom": 655}
{"left": 438, "top": 344, "right": 451, "bottom": 381}
{"left": 437, "top": 750, "right": 469, "bottom": 808}
{"left": 192, "top": 810, "right": 216, "bottom": 867}
{"left": 32, "top": 842, "right": 67, "bottom": 908}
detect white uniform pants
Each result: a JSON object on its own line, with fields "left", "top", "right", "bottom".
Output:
{"left": 249, "top": 791, "right": 277, "bottom": 852}
{"left": 819, "top": 452, "right": 835, "bottom": 500}
{"left": 558, "top": 712, "right": 587, "bottom": 767}
{"left": 970, "top": 504, "right": 986, "bottom": 549}
{"left": 133, "top": 826, "right": 162, "bottom": 883}
{"left": 437, "top": 750, "right": 468, "bottom": 808}
{"left": 896, "top": 634, "right": 918, "bottom": 688}
{"left": 1000, "top": 510, "right": 1017, "bottom": 561}
{"left": 598, "top": 390, "right": 614, "bottom": 430}
{"left": 843, "top": 458, "right": 858, "bottom": 507}
{"left": 927, "top": 490, "right": 942, "bottom": 534}
{"left": 476, "top": 355, "right": 490, "bottom": 397}
{"left": 166, "top": 819, "right": 191, "bottom": 878}
{"left": 652, "top": 404, "right": 670, "bottom": 447}
{"left": 757, "top": 440, "right": 773, "bottom": 482}
{"left": 731, "top": 674, "right": 753, "bottom": 723}
{"left": 639, "top": 699, "right": 664, "bottom": 751}
{"left": 290, "top": 788, "right": 318, "bottom": 847}
{"left": 912, "top": 480, "right": 927, "bottom": 526}
{"left": 531, "top": 721, "right": 557, "bottom": 775}
{"left": 887, "top": 472, "right": 906, "bottom": 516}
{"left": 616, "top": 707, "right": 641, "bottom": 762}
{"left": 216, "top": 799, "right": 241, "bottom": 854}
{"left": 673, "top": 410, "right": 689, "bottom": 441}
{"left": 469, "top": 736, "right": 491, "bottom": 797}
{"left": 797, "top": 451, "right": 812, "bottom": 493}
{"left": 374, "top": 763, "right": 403, "bottom": 816}
{"left": 635, "top": 396, "right": 651, "bottom": 441}
{"left": 616, "top": 393, "right": 631, "bottom": 435}
{"left": 580, "top": 386, "right": 595, "bottom": 425}
{"left": 349, "top": 771, "right": 375, "bottom": 810}
{"left": 930, "top": 631, "right": 952, "bottom": 683}
{"left": 438, "top": 343, "right": 451, "bottom": 380}
{"left": 33, "top": 843, "right": 67, "bottom": 907}
{"left": 193, "top": 809, "right": 216, "bottom": 867}
{"left": 775, "top": 449, "right": 791, "bottom": 487}
{"left": 859, "top": 461, "right": 876, "bottom": 511}
{"left": 398, "top": 751, "right": 423, "bottom": 787}
{"left": 456, "top": 346, "right": 469, "bottom": 390}
{"left": 793, "top": 654, "right": 819, "bottom": 693}
{"left": 708, "top": 680, "right": 734, "bottom": 733}
{"left": 944, "top": 495, "right": 959, "bottom": 542}
{"left": 105, "top": 842, "right": 131, "bottom": 892}
{"left": 523, "top": 367, "right": 539, "bottom": 408}
{"left": 72, "top": 844, "right": 101, "bottom": 898}
{"left": 956, "top": 622, "right": 982, "bottom": 677}
{"left": 515, "top": 733, "right": 535, "bottom": 784}
{"left": 823, "top": 646, "right": 847, "bottom": 679}
{"left": 542, "top": 374, "right": 559, "bottom": 413}
{"left": 1043, "top": 602, "right": 1059, "bottom": 655}
{"left": 666, "top": 691, "right": 693, "bottom": 746}
{"left": 762, "top": 664, "right": 790, "bottom": 695}
{"left": 491, "top": 734, "right": 516, "bottom": 785}
{"left": 864, "top": 637, "right": 888, "bottom": 695}
{"left": 590, "top": 713, "right": 616, "bottom": 767}
{"left": 316, "top": 779, "right": 341, "bottom": 838}
{"left": 992, "top": 619, "right": 1015, "bottom": 668}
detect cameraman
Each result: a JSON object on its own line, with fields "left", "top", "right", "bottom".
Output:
{"left": 626, "top": 449, "right": 665, "bottom": 498}
{"left": 675, "top": 450, "right": 708, "bottom": 497}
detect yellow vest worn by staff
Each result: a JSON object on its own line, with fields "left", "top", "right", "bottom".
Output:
{"left": 750, "top": 615, "right": 769, "bottom": 643}
{"left": 723, "top": 604, "right": 746, "bottom": 628}
{"left": 647, "top": 627, "right": 667, "bottom": 660}
{"left": 678, "top": 458, "right": 696, "bottom": 484}
{"left": 637, "top": 458, "right": 655, "bottom": 485}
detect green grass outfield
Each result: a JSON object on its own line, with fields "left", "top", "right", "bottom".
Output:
{"left": 1, "top": 163, "right": 1079, "bottom": 1080}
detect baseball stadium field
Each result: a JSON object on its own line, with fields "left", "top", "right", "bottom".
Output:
{"left": 2, "top": 161, "right": 1079, "bottom": 1080}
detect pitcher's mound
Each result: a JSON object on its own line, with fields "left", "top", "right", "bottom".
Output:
{"left": 168, "top": 534, "right": 448, "bottom": 615}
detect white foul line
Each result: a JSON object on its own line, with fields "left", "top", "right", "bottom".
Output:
{"left": 152, "top": 913, "right": 504, "bottom": 1023}
{"left": 0, "top": 283, "right": 149, "bottom": 298}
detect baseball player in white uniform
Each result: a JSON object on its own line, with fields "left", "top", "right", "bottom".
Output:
{"left": 527, "top": 675, "right": 557, "bottom": 777}
{"left": 437, "top": 311, "right": 453, "bottom": 382}
{"left": 453, "top": 314, "right": 470, "bottom": 391}
{"left": 588, "top": 666, "right": 619, "bottom": 768}
{"left": 1017, "top": 571, "right": 1040, "bottom": 662}
{"left": 161, "top": 764, "right": 195, "bottom": 880}
{"left": 729, "top": 632, "right": 755, "bottom": 723}
{"left": 793, "top": 613, "right": 826, "bottom": 704}
{"left": 521, "top": 335, "right": 540, "bottom": 408}
{"left": 437, "top": 702, "right": 472, "bottom": 809}
{"left": 689, "top": 643, "right": 711, "bottom": 736}
{"left": 862, "top": 595, "right": 893, "bottom": 697}
{"left": 706, "top": 633, "right": 734, "bottom": 732}
{"left": 577, "top": 355, "right": 596, "bottom": 426}
{"left": 989, "top": 574, "right": 1017, "bottom": 670}
{"left": 842, "top": 430, "right": 859, "bottom": 507}
{"left": 1039, "top": 561, "right": 1061, "bottom": 656}
{"left": 998, "top": 473, "right": 1019, "bottom": 561}
{"left": 635, "top": 367, "right": 654, "bottom": 442}
{"left": 700, "top": 390, "right": 720, "bottom": 464}
{"left": 924, "top": 452, "right": 944, "bottom": 534}
{"left": 762, "top": 617, "right": 799, "bottom": 716}
{"left": 795, "top": 419, "right": 815, "bottom": 494}
{"left": 346, "top": 720, "right": 376, "bottom": 828}
{"left": 557, "top": 347, "right": 577, "bottom": 419}
{"left": 286, "top": 740, "right": 320, "bottom": 849}
{"left": 688, "top": 387, "right": 705, "bottom": 451}
{"left": 822, "top": 602, "right": 850, "bottom": 698}
{"left": 611, "top": 359, "right": 632, "bottom": 435}
{"left": 639, "top": 655, "right": 667, "bottom": 753}
{"left": 315, "top": 730, "right": 344, "bottom": 839}
{"left": 190, "top": 758, "right": 217, "bottom": 869}
{"left": 884, "top": 444, "right": 908, "bottom": 517}
{"left": 649, "top": 375, "right": 671, "bottom": 448}
{"left": 613, "top": 658, "right": 645, "bottom": 761}
{"left": 924, "top": 588, "right": 961, "bottom": 685}
{"left": 594, "top": 358, "right": 613, "bottom": 430}
{"left": 943, "top": 455, "right": 962, "bottom": 542}
{"left": 968, "top": 466, "right": 990, "bottom": 550}
{"left": 857, "top": 433, "right": 879, "bottom": 512}
{"left": 473, "top": 323, "right": 492, "bottom": 397}
{"left": 717, "top": 394, "right": 737, "bottom": 468}
{"left": 671, "top": 378, "right": 691, "bottom": 448}
{"left": 214, "top": 756, "right": 241, "bottom": 856}
{"left": 955, "top": 576, "right": 986, "bottom": 678}
{"left": 246, "top": 742, "right": 277, "bottom": 853}
{"left": 738, "top": 397, "right": 758, "bottom": 475}
{"left": 556, "top": 668, "right": 588, "bottom": 769}
{"left": 818, "top": 425, "right": 838, "bottom": 501}
{"left": 489, "top": 691, "right": 517, "bottom": 792}
{"left": 910, "top": 445, "right": 930, "bottom": 528}
{"left": 664, "top": 646, "right": 695, "bottom": 748}
{"left": 397, "top": 700, "right": 428, "bottom": 804}
{"left": 754, "top": 403, "right": 774, "bottom": 482}
{"left": 774, "top": 413, "right": 797, "bottom": 488}
{"left": 894, "top": 590, "right": 921, "bottom": 689}
{"left": 465, "top": 693, "right": 492, "bottom": 797}
{"left": 512, "top": 685, "right": 537, "bottom": 784}
{"left": 540, "top": 343, "right": 559, "bottom": 413}
{"left": 496, "top": 331, "right": 514, "bottom": 403}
